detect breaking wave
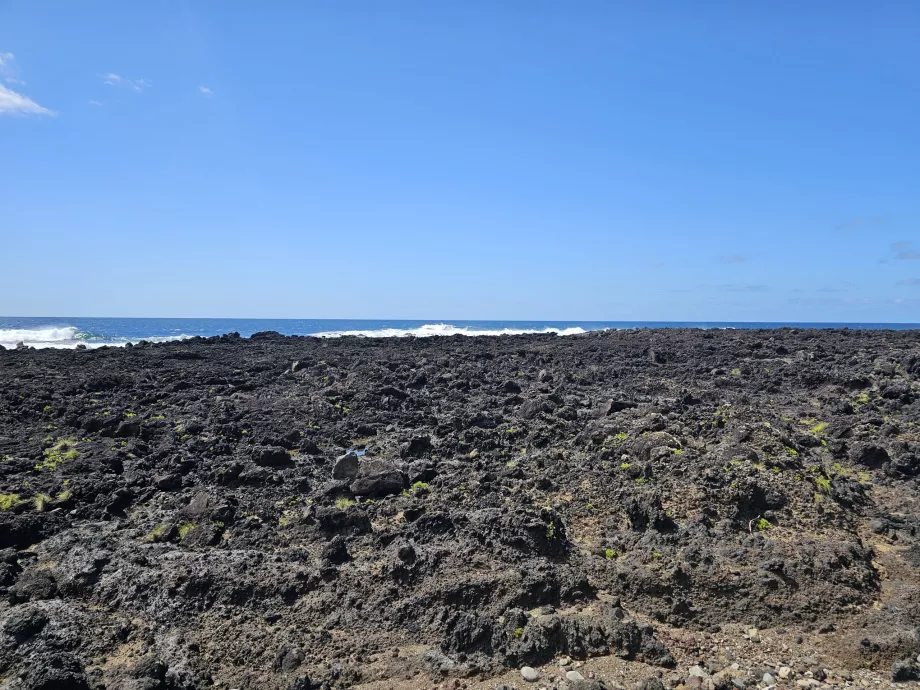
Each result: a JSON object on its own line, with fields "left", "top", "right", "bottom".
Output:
{"left": 0, "top": 322, "right": 588, "bottom": 348}
{"left": 312, "top": 323, "right": 587, "bottom": 338}
{"left": 0, "top": 326, "right": 190, "bottom": 350}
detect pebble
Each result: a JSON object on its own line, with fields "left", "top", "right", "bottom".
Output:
{"left": 558, "top": 656, "right": 572, "bottom": 667}
{"left": 763, "top": 673, "right": 776, "bottom": 685}
{"left": 566, "top": 671, "right": 586, "bottom": 682}
{"left": 689, "top": 665, "right": 708, "bottom": 678}
{"left": 778, "top": 667, "right": 792, "bottom": 680}
{"left": 521, "top": 666, "right": 540, "bottom": 682}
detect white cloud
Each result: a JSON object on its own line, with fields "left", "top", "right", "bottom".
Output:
{"left": 0, "top": 82, "right": 53, "bottom": 116}
{"left": 102, "top": 73, "right": 149, "bottom": 91}
{"left": 199, "top": 85, "right": 214, "bottom": 96}
{"left": 88, "top": 99, "right": 102, "bottom": 106}
{"left": 0, "top": 51, "right": 26, "bottom": 85}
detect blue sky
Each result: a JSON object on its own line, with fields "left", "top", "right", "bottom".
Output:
{"left": 1, "top": 1, "right": 918, "bottom": 321}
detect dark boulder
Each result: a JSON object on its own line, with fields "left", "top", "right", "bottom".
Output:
{"left": 3, "top": 605, "right": 48, "bottom": 640}
{"left": 350, "top": 467, "right": 406, "bottom": 497}
{"left": 252, "top": 445, "right": 293, "bottom": 467}
{"left": 400, "top": 436, "right": 432, "bottom": 458}
{"left": 850, "top": 443, "right": 890, "bottom": 468}
{"left": 892, "top": 658, "right": 920, "bottom": 682}
{"left": 332, "top": 454, "right": 360, "bottom": 480}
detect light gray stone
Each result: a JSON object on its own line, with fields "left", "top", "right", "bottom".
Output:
{"left": 521, "top": 666, "right": 540, "bottom": 682}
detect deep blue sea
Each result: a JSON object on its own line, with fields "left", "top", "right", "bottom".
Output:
{"left": 1, "top": 317, "right": 918, "bottom": 349}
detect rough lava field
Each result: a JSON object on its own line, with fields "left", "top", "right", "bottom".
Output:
{"left": 1, "top": 328, "right": 919, "bottom": 690}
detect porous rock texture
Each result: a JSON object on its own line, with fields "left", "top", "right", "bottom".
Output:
{"left": 1, "top": 328, "right": 919, "bottom": 689}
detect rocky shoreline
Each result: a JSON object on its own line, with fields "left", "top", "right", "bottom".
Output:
{"left": 1, "top": 328, "right": 919, "bottom": 690}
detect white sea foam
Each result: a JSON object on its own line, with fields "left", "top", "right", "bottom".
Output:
{"left": 0, "top": 326, "right": 81, "bottom": 349}
{"left": 0, "top": 322, "right": 586, "bottom": 349}
{"left": 0, "top": 326, "right": 190, "bottom": 350}
{"left": 312, "top": 323, "right": 587, "bottom": 338}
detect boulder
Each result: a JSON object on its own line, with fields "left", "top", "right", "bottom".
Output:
{"left": 252, "top": 445, "right": 293, "bottom": 467}
{"left": 332, "top": 453, "right": 360, "bottom": 480}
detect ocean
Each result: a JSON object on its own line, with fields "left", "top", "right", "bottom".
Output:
{"left": 1, "top": 316, "right": 918, "bottom": 349}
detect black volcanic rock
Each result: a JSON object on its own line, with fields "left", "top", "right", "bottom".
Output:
{"left": 0, "top": 327, "right": 918, "bottom": 687}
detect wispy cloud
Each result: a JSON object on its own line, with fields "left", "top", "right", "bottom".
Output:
{"left": 834, "top": 215, "right": 885, "bottom": 233}
{"left": 0, "top": 51, "right": 25, "bottom": 85}
{"left": 717, "top": 255, "right": 747, "bottom": 264}
{"left": 789, "top": 296, "right": 873, "bottom": 306}
{"left": 0, "top": 52, "right": 52, "bottom": 116}
{"left": 896, "top": 278, "right": 920, "bottom": 286}
{"left": 891, "top": 241, "right": 920, "bottom": 260}
{"left": 88, "top": 99, "right": 102, "bottom": 106}
{"left": 0, "top": 83, "right": 52, "bottom": 116}
{"left": 102, "top": 73, "right": 150, "bottom": 92}
{"left": 722, "top": 284, "right": 768, "bottom": 292}
{"left": 199, "top": 85, "right": 214, "bottom": 96}
{"left": 698, "top": 283, "right": 769, "bottom": 293}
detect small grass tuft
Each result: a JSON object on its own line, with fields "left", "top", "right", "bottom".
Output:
{"left": 33, "top": 493, "right": 52, "bottom": 512}
{"left": 148, "top": 523, "right": 173, "bottom": 542}
{"left": 335, "top": 496, "right": 356, "bottom": 510}
{"left": 0, "top": 493, "right": 24, "bottom": 510}
{"left": 36, "top": 438, "right": 79, "bottom": 471}
{"left": 815, "top": 475, "right": 832, "bottom": 495}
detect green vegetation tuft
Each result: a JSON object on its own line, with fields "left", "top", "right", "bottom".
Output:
{"left": 335, "top": 496, "right": 356, "bottom": 510}
{"left": 809, "top": 421, "right": 828, "bottom": 435}
{"left": 0, "top": 493, "right": 24, "bottom": 510}
{"left": 177, "top": 522, "right": 195, "bottom": 539}
{"left": 815, "top": 475, "right": 832, "bottom": 495}
{"left": 33, "top": 493, "right": 51, "bottom": 512}
{"left": 36, "top": 438, "right": 79, "bottom": 471}
{"left": 148, "top": 523, "right": 172, "bottom": 542}
{"left": 605, "top": 548, "right": 616, "bottom": 559}
{"left": 514, "top": 627, "right": 524, "bottom": 639}
{"left": 754, "top": 517, "right": 771, "bottom": 531}
{"left": 731, "top": 368, "right": 741, "bottom": 376}
{"left": 545, "top": 521, "right": 557, "bottom": 540}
